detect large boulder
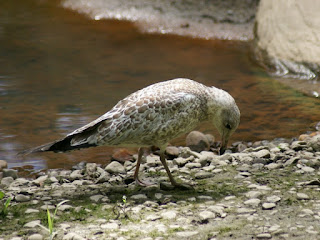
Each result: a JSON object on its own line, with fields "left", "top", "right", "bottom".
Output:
{"left": 254, "top": 0, "right": 320, "bottom": 82}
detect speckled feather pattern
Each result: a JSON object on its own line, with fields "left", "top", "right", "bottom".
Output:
{"left": 68, "top": 78, "right": 234, "bottom": 149}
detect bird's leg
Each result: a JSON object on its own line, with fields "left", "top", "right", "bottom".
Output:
{"left": 134, "top": 147, "right": 153, "bottom": 186}
{"left": 159, "top": 150, "right": 193, "bottom": 190}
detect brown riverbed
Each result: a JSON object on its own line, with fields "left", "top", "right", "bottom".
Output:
{"left": 1, "top": 0, "right": 320, "bottom": 175}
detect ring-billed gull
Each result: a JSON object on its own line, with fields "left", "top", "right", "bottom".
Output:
{"left": 21, "top": 78, "right": 240, "bottom": 188}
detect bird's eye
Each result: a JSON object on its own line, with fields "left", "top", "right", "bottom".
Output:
{"left": 225, "top": 123, "right": 232, "bottom": 130}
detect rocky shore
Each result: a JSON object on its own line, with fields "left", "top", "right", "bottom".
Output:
{"left": 1, "top": 131, "right": 320, "bottom": 240}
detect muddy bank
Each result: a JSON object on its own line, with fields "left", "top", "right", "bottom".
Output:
{"left": 1, "top": 132, "right": 320, "bottom": 239}
{"left": 62, "top": 0, "right": 259, "bottom": 41}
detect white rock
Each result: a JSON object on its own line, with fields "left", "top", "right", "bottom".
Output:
{"left": 245, "top": 191, "right": 263, "bottom": 199}
{"left": 146, "top": 214, "right": 161, "bottom": 221}
{"left": 176, "top": 231, "right": 199, "bottom": 238}
{"left": 63, "top": 232, "right": 86, "bottom": 240}
{"left": 184, "top": 162, "right": 201, "bottom": 169}
{"left": 266, "top": 195, "right": 281, "bottom": 203}
{"left": 244, "top": 198, "right": 261, "bottom": 207}
{"left": 25, "top": 209, "right": 40, "bottom": 214}
{"left": 297, "top": 193, "right": 310, "bottom": 200}
{"left": 28, "top": 234, "right": 43, "bottom": 240}
{"left": 1, "top": 176, "right": 14, "bottom": 186}
{"left": 256, "top": 233, "right": 272, "bottom": 239}
{"left": 300, "top": 209, "right": 314, "bottom": 215}
{"left": 24, "top": 220, "right": 41, "bottom": 228}
{"left": 265, "top": 163, "right": 281, "bottom": 170}
{"left": 252, "top": 149, "right": 270, "bottom": 159}
{"left": 101, "top": 222, "right": 119, "bottom": 230}
{"left": 301, "top": 166, "right": 315, "bottom": 173}
{"left": 262, "top": 202, "right": 276, "bottom": 210}
{"left": 105, "top": 161, "right": 126, "bottom": 174}
{"left": 161, "top": 210, "right": 177, "bottom": 219}
{"left": 199, "top": 210, "right": 215, "bottom": 220}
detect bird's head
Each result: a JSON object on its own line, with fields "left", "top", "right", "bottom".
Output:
{"left": 207, "top": 87, "right": 240, "bottom": 154}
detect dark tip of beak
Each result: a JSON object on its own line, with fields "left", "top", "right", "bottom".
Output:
{"left": 219, "top": 147, "right": 226, "bottom": 155}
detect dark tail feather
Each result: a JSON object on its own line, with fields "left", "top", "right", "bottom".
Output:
{"left": 18, "top": 136, "right": 96, "bottom": 155}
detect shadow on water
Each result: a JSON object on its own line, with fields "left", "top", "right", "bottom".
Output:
{"left": 1, "top": 0, "right": 320, "bottom": 175}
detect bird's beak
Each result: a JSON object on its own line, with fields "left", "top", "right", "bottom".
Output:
{"left": 219, "top": 135, "right": 228, "bottom": 155}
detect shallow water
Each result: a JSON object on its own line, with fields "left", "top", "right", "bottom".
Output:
{"left": 1, "top": 0, "right": 320, "bottom": 175}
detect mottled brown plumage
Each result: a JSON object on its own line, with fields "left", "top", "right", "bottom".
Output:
{"left": 21, "top": 78, "right": 240, "bottom": 188}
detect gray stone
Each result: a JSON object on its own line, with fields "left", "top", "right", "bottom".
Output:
{"left": 194, "top": 171, "right": 214, "bottom": 179}
{"left": 176, "top": 231, "right": 199, "bottom": 238}
{"left": 186, "top": 131, "right": 210, "bottom": 152}
{"left": 165, "top": 146, "right": 180, "bottom": 157}
{"left": 199, "top": 210, "right": 215, "bottom": 221}
{"left": 266, "top": 195, "right": 281, "bottom": 203}
{"left": 173, "top": 157, "right": 189, "bottom": 167}
{"left": 25, "top": 209, "right": 40, "bottom": 214}
{"left": 301, "top": 166, "right": 315, "bottom": 173}
{"left": 63, "top": 233, "right": 86, "bottom": 240}
{"left": 308, "top": 135, "right": 320, "bottom": 152}
{"left": 262, "top": 202, "right": 276, "bottom": 210}
{"left": 146, "top": 155, "right": 160, "bottom": 167}
{"left": 252, "top": 149, "right": 270, "bottom": 159}
{"left": 105, "top": 161, "right": 126, "bottom": 174}
{"left": 24, "top": 220, "right": 41, "bottom": 228}
{"left": 90, "top": 195, "right": 104, "bottom": 203}
{"left": 244, "top": 198, "right": 261, "bottom": 207}
{"left": 69, "top": 170, "right": 83, "bottom": 180}
{"left": 101, "top": 222, "right": 119, "bottom": 230}
{"left": 146, "top": 214, "right": 161, "bottom": 221}
{"left": 33, "top": 176, "right": 48, "bottom": 186}
{"left": 291, "top": 141, "right": 307, "bottom": 151}
{"left": 15, "top": 194, "right": 30, "bottom": 202}
{"left": 1, "top": 176, "right": 14, "bottom": 186}
{"left": 256, "top": 233, "right": 272, "bottom": 239}
{"left": 28, "top": 234, "right": 43, "bottom": 240}
{"left": 300, "top": 209, "right": 314, "bottom": 215}
{"left": 265, "top": 163, "right": 281, "bottom": 170}
{"left": 184, "top": 162, "right": 201, "bottom": 169}
{"left": 85, "top": 163, "right": 97, "bottom": 177}
{"left": 161, "top": 210, "right": 177, "bottom": 219}
{"left": 245, "top": 191, "right": 263, "bottom": 199}
{"left": 297, "top": 192, "right": 310, "bottom": 200}
{"left": 236, "top": 208, "right": 257, "bottom": 214}
{"left": 2, "top": 169, "right": 18, "bottom": 179}
{"left": 130, "top": 194, "right": 148, "bottom": 201}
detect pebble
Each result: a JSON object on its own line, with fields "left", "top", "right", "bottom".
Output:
{"left": 28, "top": 234, "right": 43, "bottom": 240}
{"left": 194, "top": 171, "right": 213, "bottom": 179}
{"left": 265, "top": 163, "right": 281, "bottom": 170}
{"left": 90, "top": 194, "right": 104, "bottom": 203}
{"left": 15, "top": 194, "right": 30, "bottom": 202}
{"left": 1, "top": 176, "right": 14, "bottom": 186}
{"left": 252, "top": 149, "right": 270, "bottom": 159}
{"left": 245, "top": 191, "right": 263, "bottom": 199}
{"left": 101, "top": 222, "right": 119, "bottom": 230}
{"left": 301, "top": 166, "right": 315, "bottom": 173}
{"left": 130, "top": 194, "right": 148, "bottom": 201}
{"left": 244, "top": 198, "right": 261, "bottom": 207}
{"left": 262, "top": 202, "right": 276, "bottom": 210}
{"left": 105, "top": 161, "right": 126, "bottom": 174}
{"left": 256, "top": 233, "right": 272, "bottom": 239}
{"left": 199, "top": 210, "right": 215, "bottom": 221}
{"left": 176, "top": 231, "right": 199, "bottom": 238}
{"left": 63, "top": 233, "right": 86, "bottom": 240}
{"left": 161, "top": 210, "right": 177, "bottom": 219}
{"left": 24, "top": 220, "right": 40, "bottom": 228}
{"left": 25, "top": 209, "right": 40, "bottom": 214}
{"left": 266, "top": 195, "right": 281, "bottom": 203}
{"left": 297, "top": 193, "right": 310, "bottom": 200}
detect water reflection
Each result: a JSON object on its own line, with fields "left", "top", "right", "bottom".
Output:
{"left": 0, "top": 0, "right": 320, "bottom": 174}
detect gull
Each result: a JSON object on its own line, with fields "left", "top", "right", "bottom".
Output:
{"left": 21, "top": 78, "right": 240, "bottom": 188}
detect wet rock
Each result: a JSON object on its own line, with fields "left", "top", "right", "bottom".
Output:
{"left": 1, "top": 176, "right": 14, "bottom": 186}
{"left": 105, "top": 161, "right": 126, "bottom": 174}
{"left": 186, "top": 131, "right": 210, "bottom": 152}
{"left": 0, "top": 160, "right": 8, "bottom": 171}
{"left": 3, "top": 169, "right": 18, "bottom": 179}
